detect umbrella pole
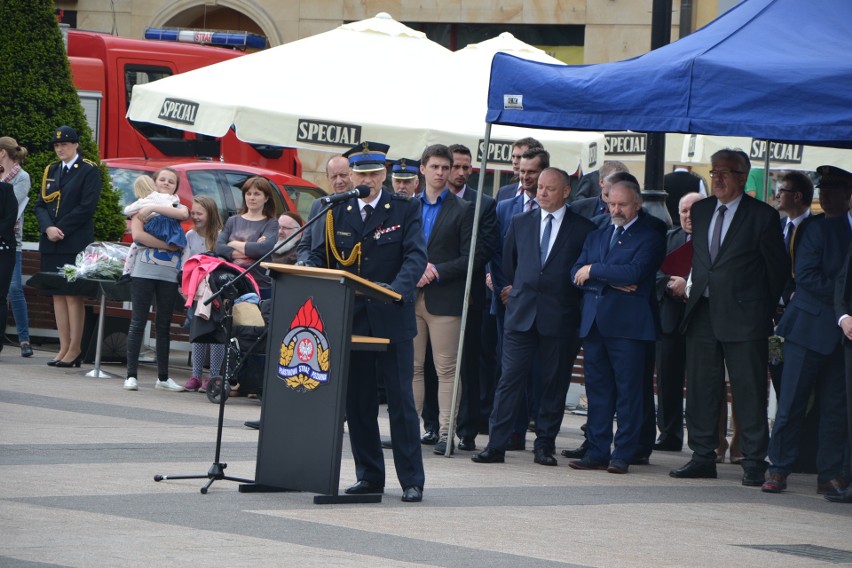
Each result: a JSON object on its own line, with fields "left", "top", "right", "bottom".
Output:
{"left": 445, "top": 122, "right": 493, "bottom": 456}
{"left": 762, "top": 140, "right": 772, "bottom": 202}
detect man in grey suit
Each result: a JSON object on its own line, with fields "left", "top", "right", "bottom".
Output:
{"left": 296, "top": 155, "right": 352, "bottom": 262}
{"left": 670, "top": 149, "right": 789, "bottom": 487}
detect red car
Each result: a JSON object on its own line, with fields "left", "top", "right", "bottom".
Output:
{"left": 104, "top": 158, "right": 325, "bottom": 240}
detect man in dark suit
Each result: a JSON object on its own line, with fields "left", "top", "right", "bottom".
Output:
{"left": 569, "top": 179, "right": 666, "bottom": 473}
{"left": 654, "top": 192, "right": 704, "bottom": 451}
{"left": 495, "top": 137, "right": 542, "bottom": 202}
{"left": 448, "top": 144, "right": 499, "bottom": 451}
{"left": 761, "top": 166, "right": 851, "bottom": 496}
{"left": 490, "top": 146, "right": 550, "bottom": 450}
{"left": 828, "top": 235, "right": 852, "bottom": 503}
{"left": 472, "top": 167, "right": 595, "bottom": 466}
{"left": 670, "top": 149, "right": 789, "bottom": 487}
{"left": 410, "top": 144, "right": 473, "bottom": 456}
{"left": 570, "top": 161, "right": 629, "bottom": 220}
{"left": 296, "top": 155, "right": 352, "bottom": 263}
{"left": 306, "top": 141, "right": 427, "bottom": 503}
{"left": 662, "top": 166, "right": 706, "bottom": 227}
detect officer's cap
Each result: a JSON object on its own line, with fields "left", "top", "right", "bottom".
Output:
{"left": 816, "top": 165, "right": 852, "bottom": 189}
{"left": 52, "top": 125, "right": 79, "bottom": 145}
{"left": 344, "top": 141, "right": 389, "bottom": 172}
{"left": 391, "top": 158, "right": 420, "bottom": 179}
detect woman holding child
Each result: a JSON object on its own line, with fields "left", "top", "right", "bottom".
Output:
{"left": 123, "top": 167, "right": 189, "bottom": 392}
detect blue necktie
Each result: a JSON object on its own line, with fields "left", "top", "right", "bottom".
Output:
{"left": 540, "top": 214, "right": 553, "bottom": 266}
{"left": 609, "top": 225, "right": 623, "bottom": 251}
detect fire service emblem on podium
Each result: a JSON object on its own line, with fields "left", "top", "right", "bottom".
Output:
{"left": 278, "top": 298, "right": 330, "bottom": 392}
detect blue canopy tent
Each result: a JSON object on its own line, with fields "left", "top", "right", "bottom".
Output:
{"left": 485, "top": 0, "right": 852, "bottom": 148}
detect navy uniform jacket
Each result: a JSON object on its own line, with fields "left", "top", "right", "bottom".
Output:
{"left": 572, "top": 214, "right": 666, "bottom": 341}
{"left": 33, "top": 157, "right": 101, "bottom": 255}
{"left": 836, "top": 239, "right": 852, "bottom": 334}
{"left": 777, "top": 214, "right": 851, "bottom": 354}
{"left": 503, "top": 206, "right": 596, "bottom": 337}
{"left": 308, "top": 189, "right": 427, "bottom": 343}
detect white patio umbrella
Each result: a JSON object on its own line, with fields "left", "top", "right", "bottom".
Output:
{"left": 127, "top": 13, "right": 455, "bottom": 160}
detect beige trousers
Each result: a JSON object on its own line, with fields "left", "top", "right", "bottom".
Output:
{"left": 412, "top": 290, "right": 462, "bottom": 436}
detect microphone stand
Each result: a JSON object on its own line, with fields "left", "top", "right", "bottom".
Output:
{"left": 153, "top": 198, "right": 341, "bottom": 494}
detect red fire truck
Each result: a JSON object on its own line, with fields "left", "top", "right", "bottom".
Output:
{"left": 67, "top": 29, "right": 303, "bottom": 176}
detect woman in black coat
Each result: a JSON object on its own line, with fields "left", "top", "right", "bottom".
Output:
{"left": 33, "top": 126, "right": 101, "bottom": 367}
{"left": 0, "top": 181, "right": 18, "bottom": 356}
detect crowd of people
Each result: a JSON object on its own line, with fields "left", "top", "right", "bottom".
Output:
{"left": 2, "top": 129, "right": 851, "bottom": 504}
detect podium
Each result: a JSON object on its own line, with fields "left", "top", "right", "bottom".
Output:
{"left": 239, "top": 263, "right": 399, "bottom": 503}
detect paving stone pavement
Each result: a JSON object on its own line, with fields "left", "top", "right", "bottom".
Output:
{"left": 1, "top": 347, "right": 850, "bottom": 567}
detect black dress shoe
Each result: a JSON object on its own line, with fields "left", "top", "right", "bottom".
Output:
{"left": 817, "top": 477, "right": 849, "bottom": 495}
{"left": 534, "top": 450, "right": 557, "bottom": 466}
{"left": 669, "top": 460, "right": 717, "bottom": 479}
{"left": 825, "top": 486, "right": 852, "bottom": 503}
{"left": 244, "top": 420, "right": 260, "bottom": 430}
{"left": 561, "top": 441, "right": 588, "bottom": 459}
{"left": 742, "top": 467, "right": 766, "bottom": 487}
{"left": 20, "top": 342, "right": 33, "bottom": 358}
{"left": 568, "top": 457, "right": 608, "bottom": 470}
{"left": 630, "top": 455, "right": 650, "bottom": 466}
{"left": 653, "top": 440, "right": 683, "bottom": 452}
{"left": 471, "top": 448, "right": 505, "bottom": 463}
{"left": 421, "top": 430, "right": 439, "bottom": 445}
{"left": 401, "top": 486, "right": 423, "bottom": 502}
{"left": 47, "top": 359, "right": 59, "bottom": 366}
{"left": 345, "top": 480, "right": 384, "bottom": 495}
{"left": 458, "top": 437, "right": 476, "bottom": 451}
{"left": 54, "top": 354, "right": 83, "bottom": 368}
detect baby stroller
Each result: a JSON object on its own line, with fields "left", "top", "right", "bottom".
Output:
{"left": 184, "top": 257, "right": 269, "bottom": 404}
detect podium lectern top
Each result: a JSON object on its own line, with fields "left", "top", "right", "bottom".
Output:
{"left": 262, "top": 262, "right": 402, "bottom": 303}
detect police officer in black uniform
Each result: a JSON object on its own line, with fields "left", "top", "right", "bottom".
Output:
{"left": 33, "top": 126, "right": 101, "bottom": 367}
{"left": 307, "top": 141, "right": 427, "bottom": 502}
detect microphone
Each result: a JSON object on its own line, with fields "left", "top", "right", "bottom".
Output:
{"left": 320, "top": 185, "right": 371, "bottom": 205}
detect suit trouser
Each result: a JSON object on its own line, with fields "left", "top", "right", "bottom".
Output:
{"left": 684, "top": 299, "right": 769, "bottom": 470}
{"left": 457, "top": 304, "right": 484, "bottom": 439}
{"left": 347, "top": 342, "right": 425, "bottom": 490}
{"left": 487, "top": 327, "right": 576, "bottom": 452}
{"left": 768, "top": 339, "right": 847, "bottom": 482}
{"left": 492, "top": 300, "right": 531, "bottom": 437}
{"left": 412, "top": 292, "right": 462, "bottom": 436}
{"left": 846, "top": 342, "right": 852, "bottom": 473}
{"left": 583, "top": 324, "right": 649, "bottom": 464}
{"left": 655, "top": 331, "right": 686, "bottom": 446}
{"left": 478, "top": 306, "right": 499, "bottom": 433}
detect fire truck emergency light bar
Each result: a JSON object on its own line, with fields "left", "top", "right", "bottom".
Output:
{"left": 145, "top": 28, "right": 267, "bottom": 50}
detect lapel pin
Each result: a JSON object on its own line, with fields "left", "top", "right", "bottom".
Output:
{"left": 346, "top": 205, "right": 353, "bottom": 211}
{"left": 384, "top": 203, "right": 390, "bottom": 209}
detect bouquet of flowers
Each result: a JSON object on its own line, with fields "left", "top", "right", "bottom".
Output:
{"left": 61, "top": 242, "right": 130, "bottom": 282}
{"left": 768, "top": 334, "right": 784, "bottom": 364}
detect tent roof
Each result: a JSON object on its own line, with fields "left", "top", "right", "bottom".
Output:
{"left": 486, "top": 0, "right": 852, "bottom": 147}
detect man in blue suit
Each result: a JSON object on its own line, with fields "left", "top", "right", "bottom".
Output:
{"left": 472, "top": 167, "right": 595, "bottom": 465}
{"left": 489, "top": 147, "right": 550, "bottom": 450}
{"left": 307, "top": 141, "right": 427, "bottom": 503}
{"left": 495, "top": 137, "right": 542, "bottom": 203}
{"left": 569, "top": 178, "right": 666, "bottom": 473}
{"left": 762, "top": 165, "right": 851, "bottom": 496}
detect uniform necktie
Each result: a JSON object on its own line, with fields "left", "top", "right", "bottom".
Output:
{"left": 540, "top": 214, "right": 553, "bottom": 266}
{"left": 362, "top": 204, "right": 373, "bottom": 223}
{"left": 784, "top": 220, "right": 794, "bottom": 253}
{"left": 63, "top": 165, "right": 69, "bottom": 176}
{"left": 710, "top": 205, "right": 727, "bottom": 262}
{"left": 609, "top": 225, "right": 624, "bottom": 251}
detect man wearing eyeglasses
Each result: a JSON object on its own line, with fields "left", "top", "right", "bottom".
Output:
{"left": 670, "top": 149, "right": 788, "bottom": 488}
